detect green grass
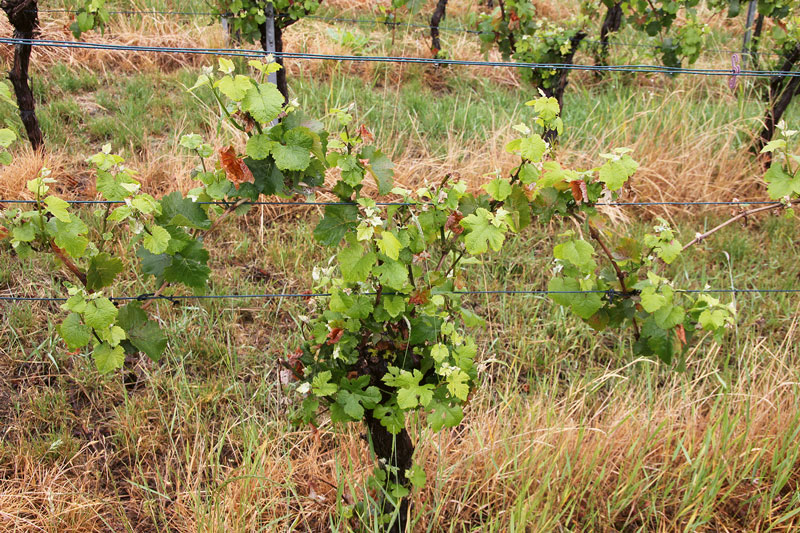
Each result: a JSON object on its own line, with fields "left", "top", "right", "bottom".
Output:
{"left": 2, "top": 211, "right": 800, "bottom": 530}
{"left": 2, "top": 3, "right": 800, "bottom": 530}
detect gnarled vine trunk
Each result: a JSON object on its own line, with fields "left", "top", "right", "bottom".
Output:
{"left": 755, "top": 43, "right": 800, "bottom": 156}
{"left": 364, "top": 412, "right": 414, "bottom": 532}
{"left": 595, "top": 2, "right": 622, "bottom": 70}
{"left": 543, "top": 32, "right": 586, "bottom": 144}
{"left": 430, "top": 0, "right": 448, "bottom": 56}
{"left": 2, "top": 0, "right": 43, "bottom": 150}
{"left": 361, "top": 351, "right": 414, "bottom": 532}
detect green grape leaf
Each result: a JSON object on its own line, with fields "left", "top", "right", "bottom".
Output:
{"left": 86, "top": 252, "right": 124, "bottom": 292}
{"left": 529, "top": 96, "right": 560, "bottom": 122}
{"left": 215, "top": 74, "right": 253, "bottom": 102}
{"left": 548, "top": 277, "right": 603, "bottom": 319}
{"left": 428, "top": 399, "right": 463, "bottom": 432}
{"left": 361, "top": 146, "right": 395, "bottom": 195}
{"left": 83, "top": 297, "right": 118, "bottom": 331}
{"left": 312, "top": 370, "right": 338, "bottom": 397}
{"left": 764, "top": 162, "right": 800, "bottom": 199}
{"left": 137, "top": 247, "right": 171, "bottom": 279}
{"left": 93, "top": 342, "right": 125, "bottom": 374}
{"left": 406, "top": 464, "right": 427, "bottom": 489}
{"left": 377, "top": 231, "right": 402, "bottom": 261}
{"left": 329, "top": 290, "right": 373, "bottom": 319}
{"left": 656, "top": 238, "right": 682, "bottom": 264}
{"left": 273, "top": 128, "right": 313, "bottom": 171}
{"left": 553, "top": 239, "right": 596, "bottom": 274}
{"left": 241, "top": 83, "right": 284, "bottom": 124}
{"left": 143, "top": 225, "right": 171, "bottom": 254}
{"left": 382, "top": 295, "right": 405, "bottom": 318}
{"left": 131, "top": 194, "right": 160, "bottom": 215}
{"left": 519, "top": 134, "right": 547, "bottom": 162}
{"left": 374, "top": 258, "right": 408, "bottom": 290}
{"left": 163, "top": 239, "right": 210, "bottom": 289}
{"left": 49, "top": 216, "right": 90, "bottom": 258}
{"left": 699, "top": 308, "right": 729, "bottom": 331}
{"left": 507, "top": 185, "right": 532, "bottom": 230}
{"left": 117, "top": 302, "right": 167, "bottom": 361}
{"left": 461, "top": 208, "right": 505, "bottom": 254}
{"left": 244, "top": 157, "right": 286, "bottom": 196}
{"left": 760, "top": 139, "right": 786, "bottom": 153}
{"left": 430, "top": 343, "right": 449, "bottom": 363}
{"left": 313, "top": 204, "right": 359, "bottom": 246}
{"left": 59, "top": 313, "right": 92, "bottom": 351}
{"left": 0, "top": 129, "right": 15, "bottom": 149}
{"left": 336, "top": 386, "right": 381, "bottom": 420}
{"left": 483, "top": 178, "right": 512, "bottom": 201}
{"left": 384, "top": 368, "right": 434, "bottom": 409}
{"left": 44, "top": 196, "right": 71, "bottom": 223}
{"left": 654, "top": 303, "right": 684, "bottom": 330}
{"left": 95, "top": 170, "right": 138, "bottom": 202}
{"left": 157, "top": 192, "right": 211, "bottom": 230}
{"left": 12, "top": 222, "right": 36, "bottom": 243}
{"left": 373, "top": 404, "right": 406, "bottom": 434}
{"left": 597, "top": 155, "right": 638, "bottom": 191}
{"left": 640, "top": 286, "right": 667, "bottom": 313}
{"left": 337, "top": 237, "right": 377, "bottom": 283}
{"left": 245, "top": 133, "right": 276, "bottom": 160}
{"left": 446, "top": 370, "right": 470, "bottom": 401}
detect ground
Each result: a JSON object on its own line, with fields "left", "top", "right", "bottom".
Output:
{"left": 1, "top": 1, "right": 800, "bottom": 531}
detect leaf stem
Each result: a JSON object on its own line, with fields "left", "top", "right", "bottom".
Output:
{"left": 582, "top": 217, "right": 640, "bottom": 339}
{"left": 97, "top": 202, "right": 113, "bottom": 254}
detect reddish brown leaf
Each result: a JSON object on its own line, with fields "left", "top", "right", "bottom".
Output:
{"left": 376, "top": 340, "right": 392, "bottom": 352}
{"left": 569, "top": 180, "right": 584, "bottom": 203}
{"left": 219, "top": 146, "right": 254, "bottom": 190}
{"left": 232, "top": 111, "right": 256, "bottom": 133}
{"left": 413, "top": 250, "right": 432, "bottom": 263}
{"left": 358, "top": 124, "right": 374, "bottom": 143}
{"left": 409, "top": 289, "right": 430, "bottom": 306}
{"left": 446, "top": 211, "right": 465, "bottom": 235}
{"left": 326, "top": 327, "right": 344, "bottom": 345}
{"left": 281, "top": 347, "right": 304, "bottom": 381}
{"left": 0, "top": 226, "right": 8, "bottom": 240}
{"left": 675, "top": 324, "right": 687, "bottom": 346}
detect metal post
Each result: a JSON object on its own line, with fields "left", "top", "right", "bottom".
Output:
{"left": 741, "top": 0, "right": 757, "bottom": 66}
{"left": 264, "top": 3, "right": 278, "bottom": 87}
{"left": 221, "top": 15, "right": 230, "bottom": 46}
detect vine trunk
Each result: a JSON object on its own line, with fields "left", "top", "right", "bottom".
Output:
{"left": 756, "top": 43, "right": 800, "bottom": 156}
{"left": 2, "top": 0, "right": 43, "bottom": 150}
{"left": 596, "top": 2, "right": 622, "bottom": 69}
{"left": 430, "top": 0, "right": 448, "bottom": 56}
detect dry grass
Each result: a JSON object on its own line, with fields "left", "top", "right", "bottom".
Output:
{"left": 1, "top": 328, "right": 799, "bottom": 531}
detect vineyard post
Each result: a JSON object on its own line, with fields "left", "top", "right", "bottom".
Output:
{"left": 741, "top": 0, "right": 757, "bottom": 67}
{"left": 262, "top": 4, "right": 279, "bottom": 89}
{"left": 2, "top": 0, "right": 44, "bottom": 150}
{"left": 259, "top": 4, "right": 288, "bottom": 103}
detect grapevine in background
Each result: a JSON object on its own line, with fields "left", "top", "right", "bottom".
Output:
{"left": 1, "top": 57, "right": 798, "bottom": 533}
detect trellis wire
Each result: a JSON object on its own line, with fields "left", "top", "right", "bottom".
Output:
{"left": 2, "top": 288, "right": 799, "bottom": 303}
{"left": 31, "top": 7, "right": 779, "bottom": 57}
{"left": 0, "top": 37, "right": 795, "bottom": 78}
{"left": 0, "top": 199, "right": 790, "bottom": 207}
